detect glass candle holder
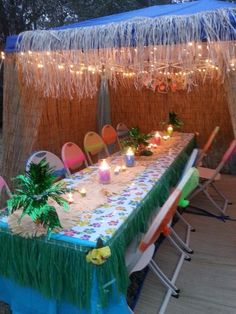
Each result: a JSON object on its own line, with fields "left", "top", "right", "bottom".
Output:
{"left": 79, "top": 188, "right": 86, "bottom": 197}
{"left": 167, "top": 125, "right": 174, "bottom": 137}
{"left": 124, "top": 147, "right": 135, "bottom": 167}
{"left": 99, "top": 159, "right": 111, "bottom": 184}
{"left": 154, "top": 131, "right": 161, "bottom": 145}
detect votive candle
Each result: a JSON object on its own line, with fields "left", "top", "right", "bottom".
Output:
{"left": 125, "top": 147, "right": 135, "bottom": 167}
{"left": 79, "top": 188, "right": 87, "bottom": 197}
{"left": 99, "top": 159, "right": 111, "bottom": 184}
{"left": 167, "top": 125, "right": 174, "bottom": 137}
{"left": 154, "top": 132, "right": 161, "bottom": 145}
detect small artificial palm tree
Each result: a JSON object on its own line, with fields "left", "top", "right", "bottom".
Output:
{"left": 7, "top": 159, "right": 70, "bottom": 234}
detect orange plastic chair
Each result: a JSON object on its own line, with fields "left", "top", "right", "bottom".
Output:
{"left": 190, "top": 139, "right": 236, "bottom": 215}
{"left": 84, "top": 131, "right": 110, "bottom": 165}
{"left": 101, "top": 124, "right": 121, "bottom": 153}
{"left": 62, "top": 142, "right": 88, "bottom": 176}
{"left": 196, "top": 126, "right": 220, "bottom": 166}
{"left": 0, "top": 176, "right": 12, "bottom": 210}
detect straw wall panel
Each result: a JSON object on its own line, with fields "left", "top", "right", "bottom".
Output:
{"left": 33, "top": 96, "right": 97, "bottom": 158}
{"left": 109, "top": 79, "right": 234, "bottom": 168}
{"left": 2, "top": 55, "right": 44, "bottom": 182}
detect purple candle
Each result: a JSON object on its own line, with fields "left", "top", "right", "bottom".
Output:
{"left": 99, "top": 159, "right": 111, "bottom": 184}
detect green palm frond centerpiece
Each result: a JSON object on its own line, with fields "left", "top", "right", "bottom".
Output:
{"left": 7, "top": 159, "right": 70, "bottom": 236}
{"left": 122, "top": 127, "right": 153, "bottom": 156}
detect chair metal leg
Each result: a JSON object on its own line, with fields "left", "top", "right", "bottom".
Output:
{"left": 175, "top": 210, "right": 195, "bottom": 232}
{"left": 166, "top": 235, "right": 191, "bottom": 261}
{"left": 149, "top": 259, "right": 179, "bottom": 293}
{"left": 203, "top": 188, "right": 227, "bottom": 214}
{"left": 170, "top": 227, "right": 194, "bottom": 254}
{"left": 211, "top": 182, "right": 231, "bottom": 207}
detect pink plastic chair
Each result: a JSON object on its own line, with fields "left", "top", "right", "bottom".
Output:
{"left": 101, "top": 124, "right": 121, "bottom": 153}
{"left": 196, "top": 126, "right": 220, "bottom": 166}
{"left": 84, "top": 131, "right": 110, "bottom": 165}
{"left": 62, "top": 142, "right": 88, "bottom": 176}
{"left": 26, "top": 151, "right": 66, "bottom": 181}
{"left": 190, "top": 139, "right": 236, "bottom": 215}
{"left": 0, "top": 176, "right": 12, "bottom": 210}
{"left": 126, "top": 188, "right": 191, "bottom": 313}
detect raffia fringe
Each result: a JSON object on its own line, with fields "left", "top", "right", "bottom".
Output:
{"left": 13, "top": 8, "right": 236, "bottom": 99}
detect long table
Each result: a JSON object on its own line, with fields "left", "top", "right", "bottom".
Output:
{"left": 0, "top": 133, "right": 194, "bottom": 314}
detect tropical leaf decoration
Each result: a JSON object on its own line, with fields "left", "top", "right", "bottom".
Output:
{"left": 122, "top": 127, "right": 152, "bottom": 149}
{"left": 7, "top": 159, "right": 70, "bottom": 235}
{"left": 168, "top": 112, "right": 184, "bottom": 128}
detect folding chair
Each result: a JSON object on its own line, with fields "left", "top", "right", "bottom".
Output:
{"left": 173, "top": 167, "right": 200, "bottom": 254}
{"left": 61, "top": 142, "right": 88, "bottom": 176}
{"left": 189, "top": 139, "right": 236, "bottom": 216}
{"left": 101, "top": 124, "right": 121, "bottom": 154}
{"left": 195, "top": 126, "right": 220, "bottom": 167}
{"left": 126, "top": 188, "right": 191, "bottom": 314}
{"left": 174, "top": 148, "right": 199, "bottom": 233}
{"left": 84, "top": 131, "right": 110, "bottom": 165}
{"left": 0, "top": 176, "right": 12, "bottom": 211}
{"left": 181, "top": 148, "right": 199, "bottom": 177}
{"left": 26, "top": 151, "right": 66, "bottom": 181}
{"left": 116, "top": 122, "right": 129, "bottom": 139}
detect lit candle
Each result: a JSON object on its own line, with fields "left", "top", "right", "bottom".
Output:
{"left": 121, "top": 165, "right": 127, "bottom": 171}
{"left": 99, "top": 159, "right": 111, "bottom": 184}
{"left": 114, "top": 166, "right": 121, "bottom": 175}
{"left": 163, "top": 135, "right": 170, "bottom": 141}
{"left": 167, "top": 125, "right": 174, "bottom": 137}
{"left": 67, "top": 192, "right": 74, "bottom": 204}
{"left": 154, "top": 132, "right": 161, "bottom": 145}
{"left": 79, "top": 188, "right": 86, "bottom": 197}
{"left": 124, "top": 147, "right": 135, "bottom": 167}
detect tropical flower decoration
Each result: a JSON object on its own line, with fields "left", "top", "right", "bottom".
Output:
{"left": 86, "top": 238, "right": 111, "bottom": 265}
{"left": 7, "top": 159, "right": 70, "bottom": 235}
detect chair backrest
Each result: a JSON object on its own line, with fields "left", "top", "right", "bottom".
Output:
{"left": 182, "top": 149, "right": 199, "bottom": 177}
{"left": 220, "top": 139, "right": 236, "bottom": 165}
{"left": 116, "top": 122, "right": 129, "bottom": 138}
{"left": 101, "top": 124, "right": 121, "bottom": 153}
{"left": 84, "top": 131, "right": 110, "bottom": 165}
{"left": 177, "top": 167, "right": 199, "bottom": 208}
{"left": 0, "top": 176, "right": 12, "bottom": 210}
{"left": 139, "top": 188, "right": 181, "bottom": 252}
{"left": 196, "top": 126, "right": 220, "bottom": 165}
{"left": 61, "top": 142, "right": 88, "bottom": 175}
{"left": 26, "top": 151, "right": 66, "bottom": 180}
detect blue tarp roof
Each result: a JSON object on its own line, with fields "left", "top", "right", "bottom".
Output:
{"left": 5, "top": 0, "right": 236, "bottom": 52}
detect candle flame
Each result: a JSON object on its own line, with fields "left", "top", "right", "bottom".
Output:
{"left": 100, "top": 159, "right": 110, "bottom": 170}
{"left": 126, "top": 147, "right": 134, "bottom": 156}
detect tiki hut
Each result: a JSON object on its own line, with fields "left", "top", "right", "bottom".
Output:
{"left": 2, "top": 0, "right": 236, "bottom": 180}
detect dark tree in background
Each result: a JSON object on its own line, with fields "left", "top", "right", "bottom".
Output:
{"left": 0, "top": 0, "right": 174, "bottom": 127}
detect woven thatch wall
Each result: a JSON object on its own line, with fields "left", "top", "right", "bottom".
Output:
{"left": 2, "top": 55, "right": 44, "bottom": 181}
{"left": 110, "top": 79, "right": 234, "bottom": 169}
{"left": 2, "top": 57, "right": 235, "bottom": 181}
{"left": 33, "top": 97, "right": 97, "bottom": 157}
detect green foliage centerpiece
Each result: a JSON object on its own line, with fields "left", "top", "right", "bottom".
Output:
{"left": 122, "top": 127, "right": 153, "bottom": 156}
{"left": 168, "top": 112, "right": 184, "bottom": 129}
{"left": 7, "top": 159, "right": 70, "bottom": 237}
